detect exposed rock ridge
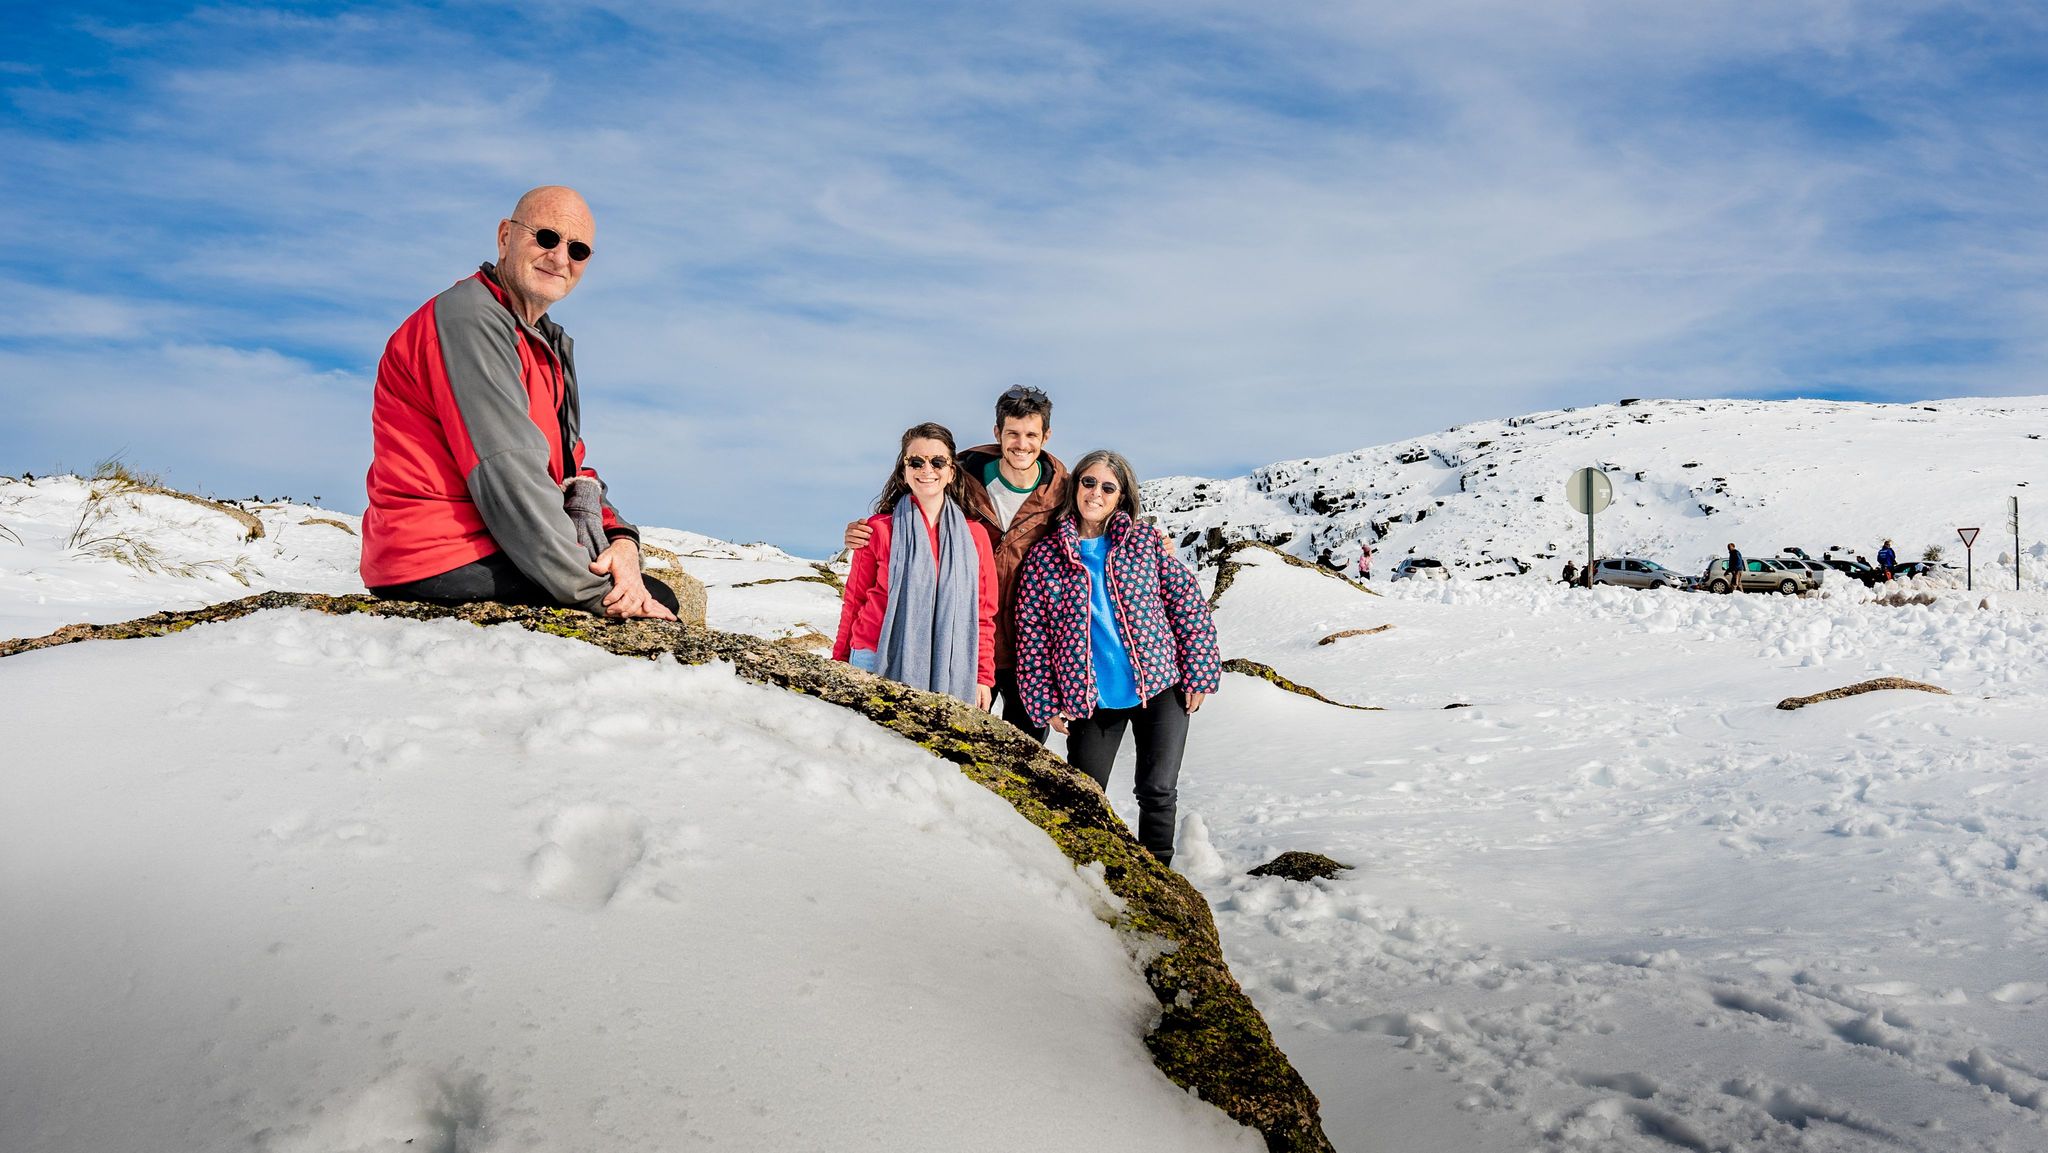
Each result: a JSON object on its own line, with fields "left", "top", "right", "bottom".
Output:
{"left": 1208, "top": 540, "right": 1378, "bottom": 609}
{"left": 1222, "top": 657, "right": 1382, "bottom": 712}
{"left": 1776, "top": 677, "right": 1950, "bottom": 711}
{"left": 0, "top": 593, "right": 1333, "bottom": 1153}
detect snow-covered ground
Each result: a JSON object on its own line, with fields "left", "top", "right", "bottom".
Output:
{"left": 1145, "top": 396, "right": 2047, "bottom": 584}
{"left": 1169, "top": 548, "right": 2048, "bottom": 1152}
{"left": 7, "top": 403, "right": 2048, "bottom": 1153}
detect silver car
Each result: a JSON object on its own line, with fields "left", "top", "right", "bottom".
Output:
{"left": 1590, "top": 557, "right": 1686, "bottom": 589}
{"left": 1703, "top": 557, "right": 1818, "bottom": 595}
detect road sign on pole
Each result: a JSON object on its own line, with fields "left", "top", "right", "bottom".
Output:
{"left": 1958, "top": 527, "right": 1979, "bottom": 591}
{"left": 1565, "top": 468, "right": 1612, "bottom": 587}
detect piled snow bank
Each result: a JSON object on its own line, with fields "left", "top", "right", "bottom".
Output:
{"left": 0, "top": 474, "right": 366, "bottom": 638}
{"left": 0, "top": 611, "right": 1261, "bottom": 1152}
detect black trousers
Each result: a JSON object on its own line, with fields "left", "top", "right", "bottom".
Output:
{"left": 993, "top": 668, "right": 1049, "bottom": 743}
{"left": 370, "top": 551, "right": 681, "bottom": 614}
{"left": 1064, "top": 688, "right": 1190, "bottom": 864}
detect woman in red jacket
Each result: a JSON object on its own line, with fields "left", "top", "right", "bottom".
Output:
{"left": 833, "top": 423, "right": 999, "bottom": 710}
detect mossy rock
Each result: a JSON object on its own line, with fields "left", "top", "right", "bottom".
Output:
{"left": 1222, "top": 658, "right": 1381, "bottom": 712}
{"left": 1249, "top": 852, "right": 1351, "bottom": 882}
{"left": 2, "top": 592, "right": 1333, "bottom": 1153}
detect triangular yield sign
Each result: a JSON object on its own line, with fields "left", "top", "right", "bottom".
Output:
{"left": 1958, "top": 527, "right": 1980, "bottom": 547}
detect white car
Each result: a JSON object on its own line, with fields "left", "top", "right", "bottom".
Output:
{"left": 1391, "top": 557, "right": 1450, "bottom": 581}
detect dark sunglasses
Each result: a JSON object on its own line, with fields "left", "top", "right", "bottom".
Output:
{"left": 509, "top": 219, "right": 593, "bottom": 262}
{"left": 1078, "top": 475, "right": 1119, "bottom": 495}
{"left": 903, "top": 455, "right": 952, "bottom": 471}
{"left": 1002, "top": 385, "right": 1049, "bottom": 403}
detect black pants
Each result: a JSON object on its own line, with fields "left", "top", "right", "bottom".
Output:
{"left": 370, "top": 552, "right": 680, "bottom": 614}
{"left": 1064, "top": 688, "right": 1190, "bottom": 865}
{"left": 993, "top": 668, "right": 1048, "bottom": 743}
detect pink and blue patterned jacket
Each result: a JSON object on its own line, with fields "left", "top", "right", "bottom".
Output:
{"left": 1012, "top": 511, "right": 1222, "bottom": 726}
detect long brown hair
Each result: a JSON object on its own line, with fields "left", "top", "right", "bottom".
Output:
{"left": 872, "top": 422, "right": 976, "bottom": 516}
{"left": 1058, "top": 449, "right": 1142, "bottom": 526}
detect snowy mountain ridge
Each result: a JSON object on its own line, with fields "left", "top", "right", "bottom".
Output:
{"left": 1144, "top": 395, "right": 2047, "bottom": 581}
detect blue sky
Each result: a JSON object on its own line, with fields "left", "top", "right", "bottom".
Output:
{"left": 5, "top": 1, "right": 2046, "bottom": 553}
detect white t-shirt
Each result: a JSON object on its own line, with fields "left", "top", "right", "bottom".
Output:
{"left": 982, "top": 458, "right": 1046, "bottom": 531}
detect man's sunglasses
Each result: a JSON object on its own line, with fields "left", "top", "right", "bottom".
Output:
{"left": 1078, "top": 475, "right": 1120, "bottom": 495}
{"left": 1002, "top": 385, "right": 1049, "bottom": 403}
{"left": 509, "top": 219, "right": 593, "bottom": 262}
{"left": 904, "top": 455, "right": 952, "bottom": 471}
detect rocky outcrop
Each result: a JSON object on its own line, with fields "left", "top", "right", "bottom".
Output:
{"left": 1248, "top": 853, "right": 1351, "bottom": 882}
{"left": 645, "top": 567, "right": 709, "bottom": 627}
{"left": 1208, "top": 541, "right": 1377, "bottom": 609}
{"left": 1316, "top": 625, "right": 1393, "bottom": 645}
{"left": 1776, "top": 677, "right": 1950, "bottom": 711}
{"left": 1222, "top": 658, "right": 1381, "bottom": 712}
{"left": 0, "top": 593, "right": 1332, "bottom": 1153}
{"left": 145, "top": 485, "right": 265, "bottom": 541}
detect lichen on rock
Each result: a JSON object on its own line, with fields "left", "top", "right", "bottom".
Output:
{"left": 1222, "top": 658, "right": 1381, "bottom": 712}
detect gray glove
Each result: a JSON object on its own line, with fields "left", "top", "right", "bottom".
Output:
{"left": 561, "top": 475, "right": 607, "bottom": 561}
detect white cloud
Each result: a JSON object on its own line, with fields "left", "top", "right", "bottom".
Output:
{"left": 6, "top": 0, "right": 2046, "bottom": 551}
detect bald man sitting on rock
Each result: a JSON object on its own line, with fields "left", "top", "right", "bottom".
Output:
{"left": 361, "top": 186, "right": 678, "bottom": 619}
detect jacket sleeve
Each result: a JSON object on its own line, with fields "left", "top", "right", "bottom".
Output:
{"left": 434, "top": 287, "right": 610, "bottom": 610}
{"left": 1154, "top": 528, "right": 1221, "bottom": 694}
{"left": 974, "top": 522, "right": 999, "bottom": 688}
{"left": 833, "top": 517, "right": 886, "bottom": 662}
{"left": 1011, "top": 540, "right": 1061, "bottom": 726}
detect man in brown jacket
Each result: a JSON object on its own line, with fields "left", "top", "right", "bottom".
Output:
{"left": 845, "top": 386, "right": 1068, "bottom": 739}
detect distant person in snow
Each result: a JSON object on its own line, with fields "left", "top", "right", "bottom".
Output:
{"left": 1877, "top": 539, "right": 1897, "bottom": 581}
{"left": 1561, "top": 560, "right": 1578, "bottom": 586}
{"left": 1011, "top": 450, "right": 1223, "bottom": 868}
{"left": 843, "top": 387, "right": 1069, "bottom": 740}
{"left": 1725, "top": 543, "right": 1745, "bottom": 593}
{"left": 360, "top": 186, "right": 677, "bottom": 619}
{"left": 833, "top": 423, "right": 999, "bottom": 711}
{"left": 1357, "top": 541, "right": 1373, "bottom": 581}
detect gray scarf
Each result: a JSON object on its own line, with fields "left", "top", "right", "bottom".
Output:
{"left": 875, "top": 493, "right": 981, "bottom": 704}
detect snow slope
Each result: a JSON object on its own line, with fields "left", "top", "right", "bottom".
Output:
{"left": 1, "top": 611, "right": 1260, "bottom": 1153}
{"left": 9, "top": 407, "right": 2048, "bottom": 1153}
{"left": 1145, "top": 396, "right": 2048, "bottom": 583}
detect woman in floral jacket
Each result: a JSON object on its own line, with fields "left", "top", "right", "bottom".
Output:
{"left": 1012, "top": 449, "right": 1221, "bottom": 866}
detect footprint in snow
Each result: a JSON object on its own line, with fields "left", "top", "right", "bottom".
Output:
{"left": 256, "top": 1067, "right": 488, "bottom": 1153}
{"left": 213, "top": 680, "right": 292, "bottom": 709}
{"left": 528, "top": 804, "right": 647, "bottom": 910}
{"left": 1990, "top": 981, "right": 2047, "bottom": 1007}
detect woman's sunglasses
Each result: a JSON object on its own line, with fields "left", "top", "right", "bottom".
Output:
{"left": 903, "top": 455, "right": 951, "bottom": 471}
{"left": 509, "top": 219, "right": 593, "bottom": 262}
{"left": 1078, "top": 475, "right": 1120, "bottom": 495}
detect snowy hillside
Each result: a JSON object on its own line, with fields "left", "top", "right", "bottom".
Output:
{"left": 8, "top": 445, "right": 2048, "bottom": 1152}
{"left": 1146, "top": 396, "right": 2048, "bottom": 582}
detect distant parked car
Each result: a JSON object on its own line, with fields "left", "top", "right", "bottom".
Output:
{"left": 1890, "top": 561, "right": 1956, "bottom": 583}
{"left": 1777, "top": 556, "right": 1830, "bottom": 584}
{"left": 1391, "top": 557, "right": 1450, "bottom": 581}
{"left": 1590, "top": 557, "right": 1687, "bottom": 589}
{"left": 1823, "top": 558, "right": 1883, "bottom": 587}
{"left": 1702, "top": 558, "right": 1818, "bottom": 595}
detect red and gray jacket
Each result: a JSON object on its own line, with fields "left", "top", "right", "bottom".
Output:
{"left": 1012, "top": 512, "right": 1222, "bottom": 726}
{"left": 361, "top": 265, "right": 638, "bottom": 608}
